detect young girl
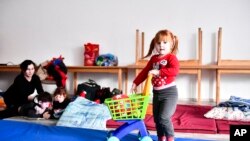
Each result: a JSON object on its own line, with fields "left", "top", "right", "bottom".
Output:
{"left": 131, "top": 29, "right": 179, "bottom": 141}
{"left": 45, "top": 87, "right": 71, "bottom": 119}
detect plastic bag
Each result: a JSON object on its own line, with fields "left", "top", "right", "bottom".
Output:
{"left": 84, "top": 43, "right": 99, "bottom": 66}
{"left": 95, "top": 53, "right": 118, "bottom": 66}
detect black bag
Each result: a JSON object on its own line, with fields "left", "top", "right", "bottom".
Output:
{"left": 76, "top": 79, "right": 101, "bottom": 101}
{"left": 95, "top": 87, "right": 123, "bottom": 104}
{"left": 95, "top": 87, "right": 112, "bottom": 104}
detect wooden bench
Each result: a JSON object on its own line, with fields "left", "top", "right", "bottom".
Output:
{"left": 128, "top": 28, "right": 203, "bottom": 103}
{"left": 216, "top": 27, "right": 250, "bottom": 104}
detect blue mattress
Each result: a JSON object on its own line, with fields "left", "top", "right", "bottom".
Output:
{"left": 0, "top": 120, "right": 110, "bottom": 141}
{"left": 0, "top": 120, "right": 216, "bottom": 141}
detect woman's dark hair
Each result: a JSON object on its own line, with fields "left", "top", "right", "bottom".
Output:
{"left": 20, "top": 60, "right": 37, "bottom": 72}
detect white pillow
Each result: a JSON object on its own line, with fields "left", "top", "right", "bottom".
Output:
{"left": 204, "top": 107, "right": 227, "bottom": 119}
{"left": 204, "top": 107, "right": 250, "bottom": 121}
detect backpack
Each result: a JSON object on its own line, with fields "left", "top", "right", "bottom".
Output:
{"left": 76, "top": 79, "right": 101, "bottom": 101}
{"left": 95, "top": 88, "right": 123, "bottom": 104}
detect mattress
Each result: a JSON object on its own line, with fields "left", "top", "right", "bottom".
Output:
{"left": 0, "top": 120, "right": 108, "bottom": 141}
{"left": 4, "top": 116, "right": 57, "bottom": 126}
{"left": 145, "top": 104, "right": 217, "bottom": 134}
{"left": 0, "top": 120, "right": 216, "bottom": 141}
{"left": 107, "top": 104, "right": 217, "bottom": 134}
{"left": 215, "top": 119, "right": 250, "bottom": 134}
{"left": 4, "top": 104, "right": 250, "bottom": 135}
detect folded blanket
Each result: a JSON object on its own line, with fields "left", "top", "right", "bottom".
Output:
{"left": 218, "top": 96, "right": 250, "bottom": 112}
{"left": 57, "top": 97, "right": 111, "bottom": 130}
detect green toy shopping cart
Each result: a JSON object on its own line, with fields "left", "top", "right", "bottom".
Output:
{"left": 105, "top": 75, "right": 153, "bottom": 141}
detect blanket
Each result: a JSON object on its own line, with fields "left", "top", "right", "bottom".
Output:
{"left": 57, "top": 97, "right": 111, "bottom": 130}
{"left": 218, "top": 96, "right": 250, "bottom": 112}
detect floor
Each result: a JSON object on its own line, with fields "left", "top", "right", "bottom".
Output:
{"left": 130, "top": 129, "right": 229, "bottom": 141}
{"left": 174, "top": 132, "right": 229, "bottom": 141}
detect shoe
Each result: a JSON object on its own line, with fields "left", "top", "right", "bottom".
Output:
{"left": 158, "top": 136, "right": 166, "bottom": 141}
{"left": 167, "top": 136, "right": 174, "bottom": 141}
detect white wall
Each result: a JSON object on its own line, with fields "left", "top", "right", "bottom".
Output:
{"left": 1, "top": 0, "right": 250, "bottom": 102}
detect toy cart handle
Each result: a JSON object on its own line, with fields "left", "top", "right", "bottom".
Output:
{"left": 142, "top": 74, "right": 153, "bottom": 96}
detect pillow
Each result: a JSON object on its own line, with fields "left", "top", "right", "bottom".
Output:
{"left": 204, "top": 107, "right": 250, "bottom": 121}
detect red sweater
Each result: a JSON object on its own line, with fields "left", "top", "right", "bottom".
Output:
{"left": 133, "top": 54, "right": 179, "bottom": 87}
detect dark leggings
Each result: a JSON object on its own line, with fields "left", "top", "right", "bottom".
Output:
{"left": 153, "top": 86, "right": 178, "bottom": 137}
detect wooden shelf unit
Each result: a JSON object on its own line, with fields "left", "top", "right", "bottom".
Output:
{"left": 215, "top": 27, "right": 250, "bottom": 104}
{"left": 0, "top": 66, "right": 128, "bottom": 94}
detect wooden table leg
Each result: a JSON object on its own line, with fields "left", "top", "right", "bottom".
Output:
{"left": 197, "top": 69, "right": 202, "bottom": 104}
{"left": 118, "top": 69, "right": 122, "bottom": 92}
{"left": 216, "top": 70, "right": 221, "bottom": 105}
{"left": 73, "top": 72, "right": 77, "bottom": 94}
{"left": 124, "top": 69, "right": 128, "bottom": 94}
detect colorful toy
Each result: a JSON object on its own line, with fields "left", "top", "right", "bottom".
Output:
{"left": 105, "top": 75, "right": 153, "bottom": 141}
{"left": 111, "top": 94, "right": 130, "bottom": 117}
{"left": 45, "top": 55, "right": 67, "bottom": 88}
{"left": 95, "top": 53, "right": 118, "bottom": 66}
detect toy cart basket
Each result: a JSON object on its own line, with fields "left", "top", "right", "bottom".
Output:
{"left": 104, "top": 75, "right": 153, "bottom": 141}
{"left": 105, "top": 93, "right": 149, "bottom": 120}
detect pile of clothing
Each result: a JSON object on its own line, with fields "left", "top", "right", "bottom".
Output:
{"left": 37, "top": 56, "right": 67, "bottom": 88}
